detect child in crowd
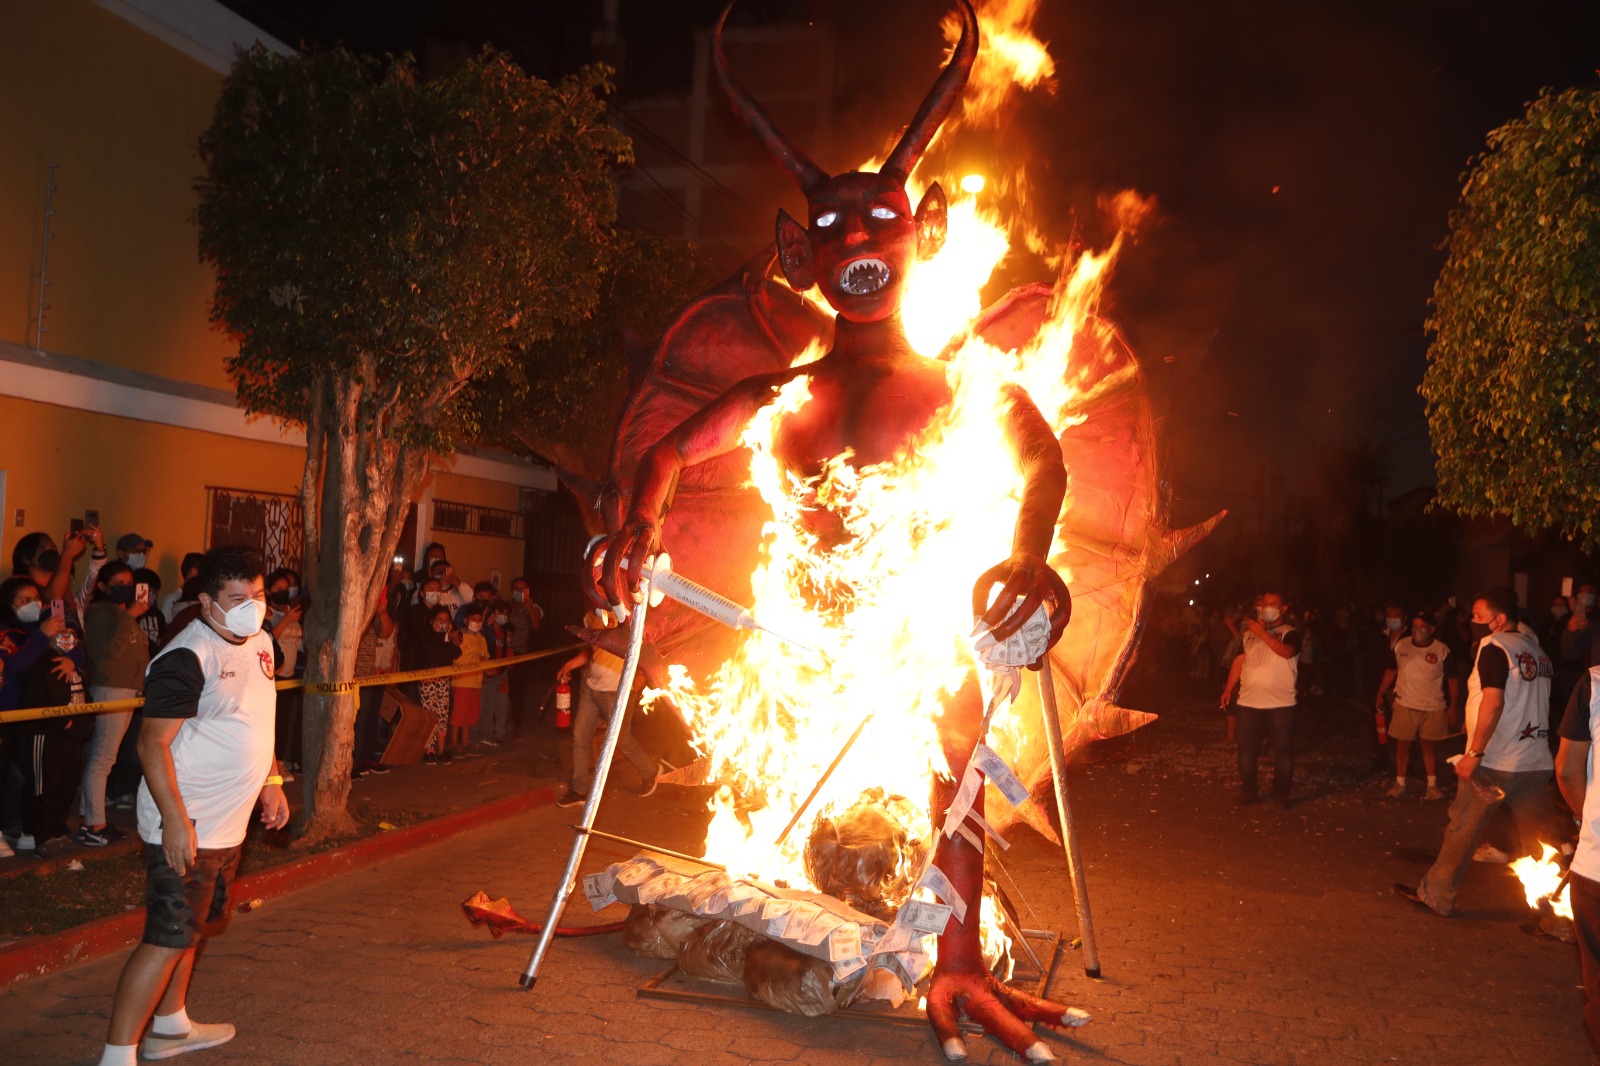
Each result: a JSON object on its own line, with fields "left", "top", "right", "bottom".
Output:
{"left": 450, "top": 605, "right": 487, "bottom": 756}
{"left": 416, "top": 605, "right": 460, "bottom": 763}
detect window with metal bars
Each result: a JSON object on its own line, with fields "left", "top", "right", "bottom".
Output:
{"left": 430, "top": 499, "right": 525, "bottom": 540}
{"left": 205, "top": 487, "right": 304, "bottom": 574}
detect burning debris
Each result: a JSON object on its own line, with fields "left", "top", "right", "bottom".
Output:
{"left": 1510, "top": 843, "right": 1575, "bottom": 941}
{"left": 804, "top": 789, "right": 927, "bottom": 921}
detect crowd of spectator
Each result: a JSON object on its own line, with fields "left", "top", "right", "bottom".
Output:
{"left": 1146, "top": 581, "right": 1600, "bottom": 775}
{"left": 0, "top": 525, "right": 558, "bottom": 861}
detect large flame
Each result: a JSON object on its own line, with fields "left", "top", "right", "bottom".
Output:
{"left": 1510, "top": 843, "right": 1573, "bottom": 920}
{"left": 647, "top": 0, "right": 1146, "bottom": 945}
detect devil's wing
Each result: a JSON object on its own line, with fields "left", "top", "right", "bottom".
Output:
{"left": 971, "top": 284, "right": 1223, "bottom": 828}
{"left": 602, "top": 251, "right": 832, "bottom": 676}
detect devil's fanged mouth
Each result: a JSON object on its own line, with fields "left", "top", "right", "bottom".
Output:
{"left": 838, "top": 258, "right": 891, "bottom": 295}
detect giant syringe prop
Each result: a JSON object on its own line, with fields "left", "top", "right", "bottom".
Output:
{"left": 612, "top": 549, "right": 823, "bottom": 658}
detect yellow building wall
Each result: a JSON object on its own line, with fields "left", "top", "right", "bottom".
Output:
{"left": 421, "top": 471, "right": 526, "bottom": 594}
{"left": 0, "top": 0, "right": 234, "bottom": 390}
{"left": 0, "top": 395, "right": 304, "bottom": 595}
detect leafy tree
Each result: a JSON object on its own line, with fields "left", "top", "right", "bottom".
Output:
{"left": 197, "top": 46, "right": 631, "bottom": 841}
{"left": 501, "top": 228, "right": 716, "bottom": 486}
{"left": 1423, "top": 85, "right": 1600, "bottom": 549}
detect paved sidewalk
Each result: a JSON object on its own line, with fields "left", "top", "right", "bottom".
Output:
{"left": 0, "top": 696, "right": 1588, "bottom": 1064}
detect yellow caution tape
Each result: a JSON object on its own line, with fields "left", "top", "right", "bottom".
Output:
{"left": 0, "top": 643, "right": 582, "bottom": 725}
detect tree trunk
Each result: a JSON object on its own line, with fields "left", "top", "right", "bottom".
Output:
{"left": 294, "top": 372, "right": 426, "bottom": 845}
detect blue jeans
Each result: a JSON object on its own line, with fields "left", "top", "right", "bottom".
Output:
{"left": 474, "top": 675, "right": 509, "bottom": 742}
{"left": 1236, "top": 704, "right": 1295, "bottom": 798}
{"left": 1418, "top": 766, "right": 1553, "bottom": 914}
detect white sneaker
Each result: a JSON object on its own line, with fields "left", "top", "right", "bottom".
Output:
{"left": 0, "top": 838, "right": 13, "bottom": 858}
{"left": 15, "top": 834, "right": 36, "bottom": 852}
{"left": 1385, "top": 782, "right": 1407, "bottom": 799}
{"left": 1423, "top": 786, "right": 1445, "bottom": 801}
{"left": 140, "top": 1020, "right": 236, "bottom": 1060}
{"left": 1473, "top": 843, "right": 1512, "bottom": 864}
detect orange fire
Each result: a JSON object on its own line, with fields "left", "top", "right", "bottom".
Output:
{"left": 644, "top": 0, "right": 1145, "bottom": 974}
{"left": 1510, "top": 843, "right": 1572, "bottom": 919}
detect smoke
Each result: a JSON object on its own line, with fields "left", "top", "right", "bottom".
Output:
{"left": 819, "top": 0, "right": 1599, "bottom": 520}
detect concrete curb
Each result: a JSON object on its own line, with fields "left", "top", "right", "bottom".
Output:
{"left": 0, "top": 785, "right": 554, "bottom": 987}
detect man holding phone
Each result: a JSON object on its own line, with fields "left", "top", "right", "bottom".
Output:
{"left": 97, "top": 548, "right": 287, "bottom": 1065}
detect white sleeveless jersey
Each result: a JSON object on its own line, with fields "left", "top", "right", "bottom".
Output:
{"left": 1572, "top": 667, "right": 1600, "bottom": 881}
{"left": 136, "top": 619, "right": 278, "bottom": 849}
{"left": 1466, "top": 628, "right": 1552, "bottom": 773}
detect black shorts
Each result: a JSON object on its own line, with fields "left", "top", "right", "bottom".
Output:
{"left": 141, "top": 843, "right": 243, "bottom": 949}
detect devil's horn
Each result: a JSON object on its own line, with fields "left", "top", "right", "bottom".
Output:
{"left": 881, "top": 0, "right": 979, "bottom": 184}
{"left": 712, "top": 3, "right": 828, "bottom": 195}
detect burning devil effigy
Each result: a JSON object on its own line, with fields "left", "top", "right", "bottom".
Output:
{"left": 487, "top": 1, "right": 1223, "bottom": 1059}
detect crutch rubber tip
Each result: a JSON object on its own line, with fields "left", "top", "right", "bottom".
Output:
{"left": 1083, "top": 967, "right": 1101, "bottom": 979}
{"left": 518, "top": 974, "right": 537, "bottom": 990}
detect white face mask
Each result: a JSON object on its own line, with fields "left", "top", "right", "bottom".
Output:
{"left": 467, "top": 621, "right": 483, "bottom": 633}
{"left": 211, "top": 597, "right": 266, "bottom": 638}
{"left": 1385, "top": 617, "right": 1403, "bottom": 631}
{"left": 15, "top": 601, "right": 42, "bottom": 625}
{"left": 1583, "top": 593, "right": 1597, "bottom": 608}
{"left": 1259, "top": 606, "right": 1281, "bottom": 624}
{"left": 513, "top": 590, "right": 525, "bottom": 602}
{"left": 423, "top": 591, "right": 440, "bottom": 606}
{"left": 495, "top": 614, "right": 508, "bottom": 626}
{"left": 127, "top": 553, "right": 147, "bottom": 570}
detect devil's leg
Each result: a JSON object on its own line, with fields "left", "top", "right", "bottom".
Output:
{"left": 928, "top": 690, "right": 1090, "bottom": 1061}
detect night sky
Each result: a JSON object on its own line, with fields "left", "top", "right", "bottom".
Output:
{"left": 217, "top": 0, "right": 1600, "bottom": 524}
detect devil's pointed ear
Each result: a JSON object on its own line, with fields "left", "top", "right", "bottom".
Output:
{"left": 776, "top": 209, "right": 815, "bottom": 291}
{"left": 915, "top": 182, "right": 949, "bottom": 259}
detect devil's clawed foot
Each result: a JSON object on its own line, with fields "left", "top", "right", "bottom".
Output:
{"left": 925, "top": 967, "right": 1090, "bottom": 1062}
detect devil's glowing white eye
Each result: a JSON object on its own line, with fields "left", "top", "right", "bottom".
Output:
{"left": 814, "top": 211, "right": 839, "bottom": 227}
{"left": 870, "top": 206, "right": 899, "bottom": 220}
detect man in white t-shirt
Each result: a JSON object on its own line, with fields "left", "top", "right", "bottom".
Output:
{"left": 1375, "top": 608, "right": 1461, "bottom": 800}
{"left": 98, "top": 548, "right": 289, "bottom": 1066}
{"left": 1219, "top": 591, "right": 1301, "bottom": 808}
{"left": 1556, "top": 662, "right": 1600, "bottom": 1057}
{"left": 1396, "top": 587, "right": 1554, "bottom": 917}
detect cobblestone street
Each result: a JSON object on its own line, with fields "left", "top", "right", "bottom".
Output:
{"left": 2, "top": 695, "right": 1587, "bottom": 1065}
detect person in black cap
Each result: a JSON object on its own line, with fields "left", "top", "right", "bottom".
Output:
{"left": 115, "top": 533, "right": 153, "bottom": 572}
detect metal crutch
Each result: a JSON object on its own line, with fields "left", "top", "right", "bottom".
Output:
{"left": 519, "top": 582, "right": 653, "bottom": 989}
{"left": 1035, "top": 655, "right": 1102, "bottom": 977}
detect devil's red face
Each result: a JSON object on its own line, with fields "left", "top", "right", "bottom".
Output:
{"left": 776, "top": 173, "right": 947, "bottom": 325}
{"left": 804, "top": 173, "right": 916, "bottom": 322}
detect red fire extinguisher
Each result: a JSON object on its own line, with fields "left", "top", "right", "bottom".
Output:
{"left": 554, "top": 680, "right": 572, "bottom": 729}
{"left": 1375, "top": 707, "right": 1389, "bottom": 744}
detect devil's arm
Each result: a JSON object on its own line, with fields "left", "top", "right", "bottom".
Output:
{"left": 600, "top": 368, "right": 804, "bottom": 608}
{"left": 970, "top": 385, "right": 1069, "bottom": 644}
{"left": 1001, "top": 384, "right": 1066, "bottom": 559}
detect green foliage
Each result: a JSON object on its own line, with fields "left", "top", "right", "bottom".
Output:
{"left": 196, "top": 47, "right": 632, "bottom": 452}
{"left": 493, "top": 228, "right": 717, "bottom": 473}
{"left": 1423, "top": 85, "right": 1600, "bottom": 549}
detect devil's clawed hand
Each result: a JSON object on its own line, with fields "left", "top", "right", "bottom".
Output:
{"left": 971, "top": 553, "right": 1071, "bottom": 666}
{"left": 590, "top": 514, "right": 663, "bottom": 615}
